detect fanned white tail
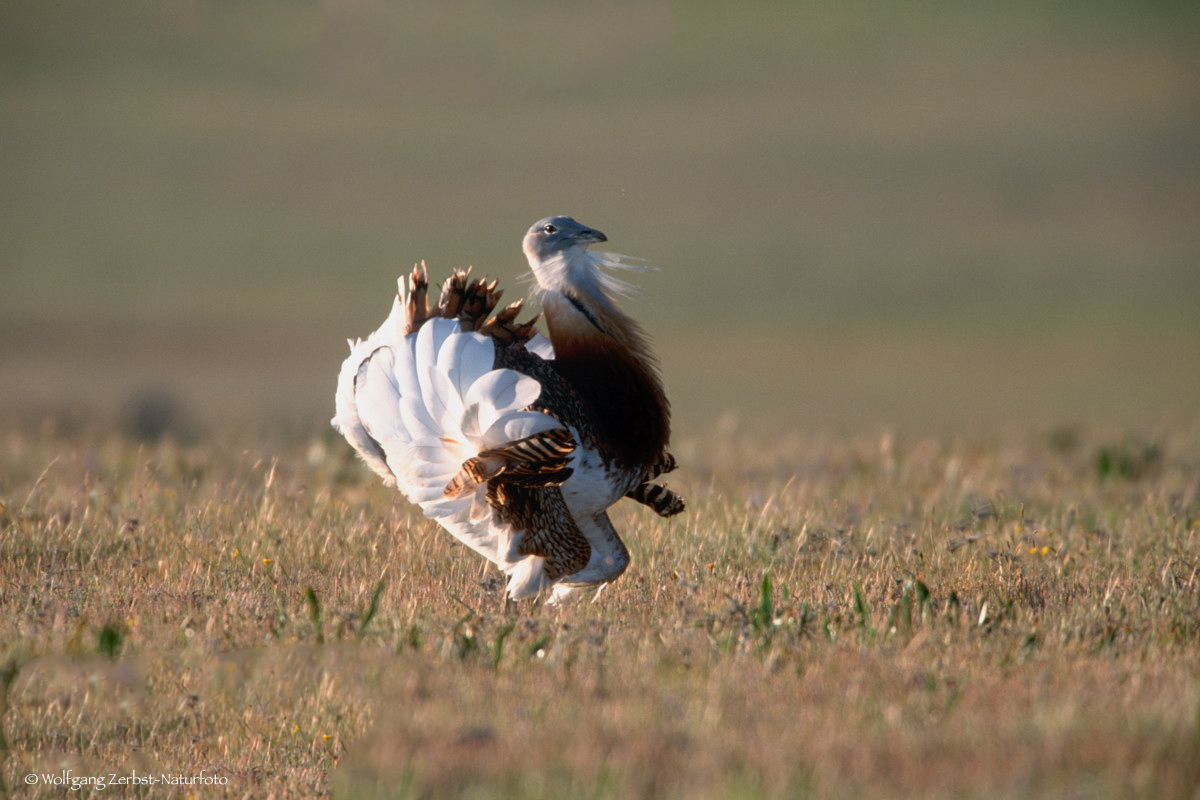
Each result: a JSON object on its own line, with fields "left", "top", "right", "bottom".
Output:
{"left": 332, "top": 280, "right": 562, "bottom": 598}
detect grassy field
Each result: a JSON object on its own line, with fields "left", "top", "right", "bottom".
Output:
{"left": 2, "top": 1, "right": 1200, "bottom": 798}
{"left": 2, "top": 419, "right": 1199, "bottom": 798}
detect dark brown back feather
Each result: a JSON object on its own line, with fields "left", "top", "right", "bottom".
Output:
{"left": 541, "top": 291, "right": 670, "bottom": 470}
{"left": 548, "top": 341, "right": 669, "bottom": 469}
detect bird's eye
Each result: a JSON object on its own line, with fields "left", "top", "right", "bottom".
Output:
{"left": 542, "top": 224, "right": 557, "bottom": 234}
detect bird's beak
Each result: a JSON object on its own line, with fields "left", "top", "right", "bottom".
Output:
{"left": 573, "top": 228, "right": 607, "bottom": 244}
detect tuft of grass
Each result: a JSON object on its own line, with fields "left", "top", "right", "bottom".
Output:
{"left": 96, "top": 623, "right": 123, "bottom": 659}
{"left": 752, "top": 573, "right": 774, "bottom": 636}
{"left": 356, "top": 580, "right": 386, "bottom": 642}
{"left": 305, "top": 587, "right": 325, "bottom": 646}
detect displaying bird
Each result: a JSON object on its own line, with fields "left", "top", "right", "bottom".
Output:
{"left": 333, "top": 216, "right": 683, "bottom": 604}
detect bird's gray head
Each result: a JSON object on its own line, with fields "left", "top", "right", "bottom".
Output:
{"left": 521, "top": 215, "right": 648, "bottom": 317}
{"left": 522, "top": 216, "right": 607, "bottom": 267}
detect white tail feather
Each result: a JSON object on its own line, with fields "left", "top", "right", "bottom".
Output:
{"left": 332, "top": 296, "right": 410, "bottom": 486}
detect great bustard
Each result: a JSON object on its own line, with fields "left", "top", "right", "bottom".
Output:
{"left": 333, "top": 217, "right": 683, "bottom": 603}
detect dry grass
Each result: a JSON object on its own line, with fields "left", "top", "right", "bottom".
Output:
{"left": 2, "top": 418, "right": 1198, "bottom": 798}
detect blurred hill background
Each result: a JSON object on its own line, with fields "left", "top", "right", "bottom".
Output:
{"left": 2, "top": 0, "right": 1198, "bottom": 439}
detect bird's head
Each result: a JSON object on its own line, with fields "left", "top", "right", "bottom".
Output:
{"left": 522, "top": 216, "right": 607, "bottom": 292}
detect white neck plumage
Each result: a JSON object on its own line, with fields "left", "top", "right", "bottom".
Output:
{"left": 530, "top": 247, "right": 650, "bottom": 367}
{"left": 530, "top": 246, "right": 635, "bottom": 309}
